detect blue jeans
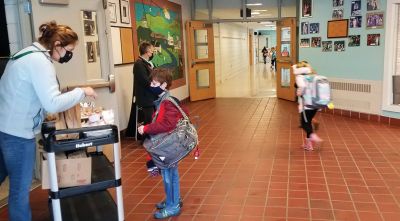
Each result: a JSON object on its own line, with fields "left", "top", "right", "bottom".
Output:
{"left": 0, "top": 131, "right": 35, "bottom": 221}
{"left": 161, "top": 166, "right": 180, "bottom": 209}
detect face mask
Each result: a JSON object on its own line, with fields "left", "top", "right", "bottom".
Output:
{"left": 58, "top": 47, "right": 73, "bottom": 64}
{"left": 149, "top": 86, "right": 164, "bottom": 95}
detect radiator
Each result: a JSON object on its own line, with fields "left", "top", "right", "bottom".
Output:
{"left": 328, "top": 78, "right": 382, "bottom": 114}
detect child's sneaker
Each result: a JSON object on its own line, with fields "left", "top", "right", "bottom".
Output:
{"left": 304, "top": 138, "right": 314, "bottom": 151}
{"left": 310, "top": 133, "right": 323, "bottom": 149}
{"left": 154, "top": 207, "right": 181, "bottom": 219}
{"left": 146, "top": 159, "right": 159, "bottom": 176}
{"left": 156, "top": 199, "right": 183, "bottom": 210}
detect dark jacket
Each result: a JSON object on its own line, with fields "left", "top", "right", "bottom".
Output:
{"left": 133, "top": 57, "right": 157, "bottom": 107}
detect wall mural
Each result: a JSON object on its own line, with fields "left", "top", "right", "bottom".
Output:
{"left": 131, "top": 0, "right": 186, "bottom": 88}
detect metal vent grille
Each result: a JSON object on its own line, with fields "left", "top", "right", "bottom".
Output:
{"left": 330, "top": 81, "right": 371, "bottom": 93}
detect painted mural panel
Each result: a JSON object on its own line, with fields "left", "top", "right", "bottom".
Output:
{"left": 132, "top": 0, "right": 185, "bottom": 88}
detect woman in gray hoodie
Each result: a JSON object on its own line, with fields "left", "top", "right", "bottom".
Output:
{"left": 0, "top": 21, "right": 97, "bottom": 221}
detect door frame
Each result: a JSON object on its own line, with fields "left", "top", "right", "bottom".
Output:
{"left": 185, "top": 20, "right": 216, "bottom": 101}
{"left": 276, "top": 17, "right": 297, "bottom": 101}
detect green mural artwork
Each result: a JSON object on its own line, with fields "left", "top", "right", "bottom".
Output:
{"left": 133, "top": 0, "right": 185, "bottom": 87}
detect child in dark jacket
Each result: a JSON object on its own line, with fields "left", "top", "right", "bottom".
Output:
{"left": 138, "top": 68, "right": 185, "bottom": 219}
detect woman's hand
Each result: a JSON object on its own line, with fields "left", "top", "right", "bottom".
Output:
{"left": 138, "top": 125, "right": 144, "bottom": 135}
{"left": 82, "top": 87, "right": 97, "bottom": 99}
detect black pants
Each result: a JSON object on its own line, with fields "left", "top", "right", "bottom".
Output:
{"left": 301, "top": 109, "right": 317, "bottom": 138}
{"left": 271, "top": 58, "right": 276, "bottom": 69}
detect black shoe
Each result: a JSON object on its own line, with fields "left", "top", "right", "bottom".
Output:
{"left": 156, "top": 200, "right": 183, "bottom": 210}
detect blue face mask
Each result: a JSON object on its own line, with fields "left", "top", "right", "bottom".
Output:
{"left": 149, "top": 86, "right": 164, "bottom": 95}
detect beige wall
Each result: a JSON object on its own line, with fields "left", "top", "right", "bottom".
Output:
{"left": 31, "top": 1, "right": 121, "bottom": 127}
{"left": 214, "top": 23, "right": 249, "bottom": 85}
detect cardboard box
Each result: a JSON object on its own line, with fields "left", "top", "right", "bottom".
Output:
{"left": 41, "top": 155, "right": 92, "bottom": 189}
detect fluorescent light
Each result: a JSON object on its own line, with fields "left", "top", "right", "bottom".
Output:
{"left": 253, "top": 9, "right": 268, "bottom": 12}
{"left": 246, "top": 3, "right": 262, "bottom": 6}
{"left": 251, "top": 12, "right": 260, "bottom": 15}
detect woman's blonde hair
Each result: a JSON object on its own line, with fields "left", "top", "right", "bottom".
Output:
{"left": 295, "top": 60, "right": 316, "bottom": 74}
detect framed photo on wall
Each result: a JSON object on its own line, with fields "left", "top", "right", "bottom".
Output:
{"left": 108, "top": 2, "right": 117, "bottom": 23}
{"left": 333, "top": 0, "right": 344, "bottom": 7}
{"left": 348, "top": 35, "right": 361, "bottom": 47}
{"left": 301, "top": 22, "right": 309, "bottom": 35}
{"left": 367, "top": 0, "right": 380, "bottom": 11}
{"left": 327, "top": 19, "right": 349, "bottom": 38}
{"left": 120, "top": 0, "right": 131, "bottom": 24}
{"left": 334, "top": 40, "right": 345, "bottom": 52}
{"left": 367, "top": 34, "right": 380, "bottom": 46}
{"left": 300, "top": 38, "right": 310, "bottom": 48}
{"left": 322, "top": 41, "right": 333, "bottom": 52}
{"left": 301, "top": 0, "right": 312, "bottom": 18}
{"left": 366, "top": 12, "right": 384, "bottom": 29}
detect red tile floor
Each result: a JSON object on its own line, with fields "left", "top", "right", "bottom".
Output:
{"left": 2, "top": 98, "right": 400, "bottom": 221}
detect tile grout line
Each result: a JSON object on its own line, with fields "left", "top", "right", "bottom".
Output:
{"left": 328, "top": 115, "right": 362, "bottom": 221}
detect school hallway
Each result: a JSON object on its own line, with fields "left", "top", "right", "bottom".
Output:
{"left": 217, "top": 63, "right": 277, "bottom": 98}
{"left": 2, "top": 97, "right": 400, "bottom": 221}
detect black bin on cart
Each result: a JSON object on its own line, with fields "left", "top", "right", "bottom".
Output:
{"left": 41, "top": 122, "right": 124, "bottom": 221}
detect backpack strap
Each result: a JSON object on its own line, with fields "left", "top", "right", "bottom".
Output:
{"left": 166, "top": 97, "right": 189, "bottom": 120}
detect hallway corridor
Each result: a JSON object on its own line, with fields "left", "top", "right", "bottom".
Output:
{"left": 217, "top": 63, "right": 276, "bottom": 98}
{"left": 2, "top": 98, "right": 400, "bottom": 221}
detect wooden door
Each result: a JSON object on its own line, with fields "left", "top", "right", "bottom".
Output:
{"left": 185, "top": 21, "right": 216, "bottom": 101}
{"left": 276, "top": 18, "right": 297, "bottom": 101}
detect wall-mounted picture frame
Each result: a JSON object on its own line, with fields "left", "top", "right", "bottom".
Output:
{"left": 322, "top": 41, "right": 333, "bottom": 52}
{"left": 86, "top": 42, "right": 96, "bottom": 63}
{"left": 327, "top": 19, "right": 349, "bottom": 38}
{"left": 350, "top": 16, "right": 362, "bottom": 28}
{"left": 348, "top": 35, "right": 361, "bottom": 47}
{"left": 366, "top": 12, "right": 384, "bottom": 29}
{"left": 301, "top": 0, "right": 312, "bottom": 18}
{"left": 84, "top": 20, "right": 96, "bottom": 36}
{"left": 133, "top": 0, "right": 186, "bottom": 89}
{"left": 301, "top": 22, "right": 309, "bottom": 35}
{"left": 334, "top": 40, "right": 345, "bottom": 52}
{"left": 333, "top": 0, "right": 344, "bottom": 7}
{"left": 351, "top": 0, "right": 361, "bottom": 16}
{"left": 367, "top": 0, "right": 380, "bottom": 11}
{"left": 83, "top": 11, "right": 93, "bottom": 20}
{"left": 311, "top": 37, "right": 321, "bottom": 47}
{"left": 300, "top": 38, "right": 310, "bottom": 48}
{"left": 367, "top": 34, "right": 380, "bottom": 46}
{"left": 120, "top": 0, "right": 131, "bottom": 24}
{"left": 108, "top": 2, "right": 117, "bottom": 23}
{"left": 309, "top": 23, "right": 319, "bottom": 34}
{"left": 332, "top": 8, "right": 344, "bottom": 19}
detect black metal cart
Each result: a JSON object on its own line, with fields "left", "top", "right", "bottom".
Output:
{"left": 41, "top": 123, "right": 124, "bottom": 221}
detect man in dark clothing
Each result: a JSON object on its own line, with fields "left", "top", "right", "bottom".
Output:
{"left": 126, "top": 42, "right": 157, "bottom": 138}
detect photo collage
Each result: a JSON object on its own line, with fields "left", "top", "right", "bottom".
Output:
{"left": 300, "top": 0, "right": 383, "bottom": 52}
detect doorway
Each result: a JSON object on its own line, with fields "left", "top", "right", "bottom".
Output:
{"left": 214, "top": 22, "right": 278, "bottom": 98}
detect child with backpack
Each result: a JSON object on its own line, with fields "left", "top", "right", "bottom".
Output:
{"left": 293, "top": 61, "right": 330, "bottom": 151}
{"left": 138, "top": 68, "right": 186, "bottom": 219}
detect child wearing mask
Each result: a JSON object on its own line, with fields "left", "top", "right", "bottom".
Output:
{"left": 138, "top": 68, "right": 185, "bottom": 219}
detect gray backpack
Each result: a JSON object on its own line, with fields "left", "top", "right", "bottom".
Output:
{"left": 143, "top": 96, "right": 198, "bottom": 169}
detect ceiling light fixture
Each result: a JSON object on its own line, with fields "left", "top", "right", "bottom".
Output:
{"left": 253, "top": 9, "right": 268, "bottom": 12}
{"left": 251, "top": 12, "right": 260, "bottom": 15}
{"left": 246, "top": 3, "right": 263, "bottom": 6}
